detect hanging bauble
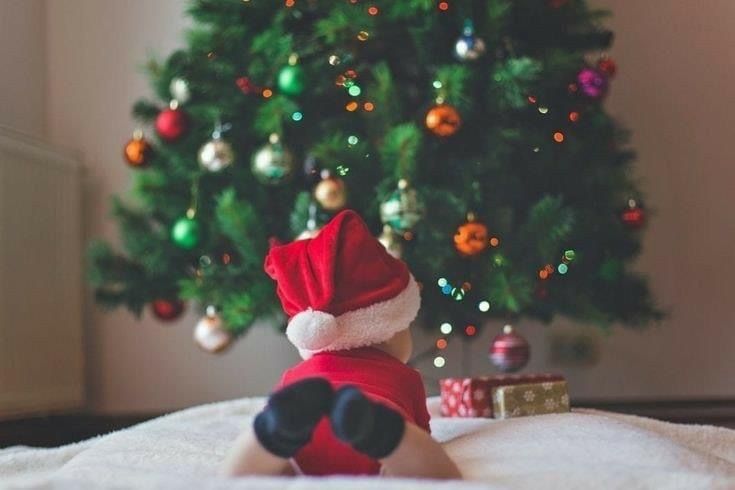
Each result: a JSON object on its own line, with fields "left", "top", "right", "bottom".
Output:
{"left": 489, "top": 325, "right": 530, "bottom": 373}
{"left": 454, "top": 20, "right": 486, "bottom": 61}
{"left": 380, "top": 179, "right": 424, "bottom": 233}
{"left": 171, "top": 213, "right": 201, "bottom": 250}
{"left": 123, "top": 130, "right": 152, "bottom": 168}
{"left": 277, "top": 54, "right": 305, "bottom": 96}
{"left": 151, "top": 298, "right": 185, "bottom": 321}
{"left": 155, "top": 102, "right": 189, "bottom": 142}
{"left": 597, "top": 56, "right": 617, "bottom": 78}
{"left": 314, "top": 171, "right": 347, "bottom": 211}
{"left": 576, "top": 67, "right": 609, "bottom": 100}
{"left": 378, "top": 224, "right": 403, "bottom": 259}
{"left": 251, "top": 133, "right": 295, "bottom": 185}
{"left": 425, "top": 103, "right": 461, "bottom": 137}
{"left": 169, "top": 77, "right": 191, "bottom": 104}
{"left": 620, "top": 198, "right": 646, "bottom": 229}
{"left": 193, "top": 306, "right": 233, "bottom": 354}
{"left": 454, "top": 213, "right": 490, "bottom": 257}
{"left": 198, "top": 136, "right": 234, "bottom": 172}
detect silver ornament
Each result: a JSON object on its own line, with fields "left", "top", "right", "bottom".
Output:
{"left": 193, "top": 306, "right": 233, "bottom": 354}
{"left": 198, "top": 137, "right": 234, "bottom": 172}
{"left": 251, "top": 133, "right": 295, "bottom": 185}
{"left": 380, "top": 179, "right": 424, "bottom": 233}
{"left": 169, "top": 77, "right": 191, "bottom": 104}
{"left": 454, "top": 21, "right": 486, "bottom": 61}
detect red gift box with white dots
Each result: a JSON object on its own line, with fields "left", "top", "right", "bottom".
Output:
{"left": 439, "top": 373, "right": 565, "bottom": 418}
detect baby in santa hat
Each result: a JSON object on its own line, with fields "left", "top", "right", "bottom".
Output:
{"left": 223, "top": 210, "right": 461, "bottom": 479}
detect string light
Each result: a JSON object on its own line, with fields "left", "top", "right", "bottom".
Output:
{"left": 262, "top": 88, "right": 273, "bottom": 98}
{"left": 345, "top": 101, "right": 359, "bottom": 112}
{"left": 437, "top": 277, "right": 448, "bottom": 287}
{"left": 336, "top": 165, "right": 350, "bottom": 176}
{"left": 291, "top": 111, "right": 303, "bottom": 121}
{"left": 440, "top": 322, "right": 453, "bottom": 334}
{"left": 478, "top": 300, "right": 491, "bottom": 312}
{"left": 538, "top": 106, "right": 549, "bottom": 114}
{"left": 558, "top": 263, "right": 569, "bottom": 274}
{"left": 363, "top": 102, "right": 375, "bottom": 111}
{"left": 367, "top": 5, "right": 379, "bottom": 15}
{"left": 438, "top": 1, "right": 449, "bottom": 11}
{"left": 489, "top": 236, "right": 500, "bottom": 247}
{"left": 569, "top": 111, "right": 580, "bottom": 122}
{"left": 357, "top": 31, "right": 370, "bottom": 41}
{"left": 436, "top": 338, "right": 448, "bottom": 349}
{"left": 348, "top": 85, "right": 362, "bottom": 96}
{"left": 285, "top": 0, "right": 295, "bottom": 6}
{"left": 434, "top": 356, "right": 446, "bottom": 368}
{"left": 553, "top": 131, "right": 565, "bottom": 143}
{"left": 464, "top": 325, "right": 477, "bottom": 336}
{"left": 347, "top": 135, "right": 359, "bottom": 145}
{"left": 328, "top": 55, "right": 341, "bottom": 66}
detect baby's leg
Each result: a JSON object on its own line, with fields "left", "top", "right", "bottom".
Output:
{"left": 380, "top": 422, "right": 461, "bottom": 480}
{"left": 221, "top": 426, "right": 291, "bottom": 476}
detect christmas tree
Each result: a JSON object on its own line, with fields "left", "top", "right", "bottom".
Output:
{"left": 89, "top": 0, "right": 660, "bottom": 359}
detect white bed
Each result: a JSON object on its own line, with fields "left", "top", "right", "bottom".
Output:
{"left": 2, "top": 397, "right": 734, "bottom": 489}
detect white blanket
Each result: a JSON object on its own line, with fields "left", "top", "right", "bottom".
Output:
{"left": 1, "top": 397, "right": 734, "bottom": 490}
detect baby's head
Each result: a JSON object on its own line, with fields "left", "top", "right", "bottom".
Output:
{"left": 264, "top": 210, "right": 420, "bottom": 360}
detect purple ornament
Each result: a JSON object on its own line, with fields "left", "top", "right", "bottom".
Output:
{"left": 577, "top": 67, "right": 608, "bottom": 99}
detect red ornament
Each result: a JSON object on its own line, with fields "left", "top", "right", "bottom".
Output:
{"left": 236, "top": 76, "right": 259, "bottom": 95}
{"left": 151, "top": 299, "right": 185, "bottom": 321}
{"left": 621, "top": 200, "right": 646, "bottom": 229}
{"left": 489, "top": 325, "right": 530, "bottom": 373}
{"left": 597, "top": 57, "right": 617, "bottom": 77}
{"left": 155, "top": 106, "right": 188, "bottom": 142}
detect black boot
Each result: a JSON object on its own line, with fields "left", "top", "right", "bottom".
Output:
{"left": 329, "top": 386, "right": 406, "bottom": 459}
{"left": 253, "top": 377, "right": 333, "bottom": 458}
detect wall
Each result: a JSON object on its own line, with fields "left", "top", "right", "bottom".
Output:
{"left": 44, "top": 0, "right": 735, "bottom": 413}
{"left": 0, "top": 0, "right": 47, "bottom": 137}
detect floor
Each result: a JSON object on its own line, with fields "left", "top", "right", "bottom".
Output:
{"left": 1, "top": 399, "right": 734, "bottom": 449}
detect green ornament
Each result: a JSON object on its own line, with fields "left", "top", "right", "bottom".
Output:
{"left": 379, "top": 179, "right": 423, "bottom": 233}
{"left": 171, "top": 216, "right": 201, "bottom": 250}
{"left": 277, "top": 65, "right": 305, "bottom": 96}
{"left": 251, "top": 133, "right": 295, "bottom": 185}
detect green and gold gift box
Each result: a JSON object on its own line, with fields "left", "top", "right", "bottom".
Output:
{"left": 491, "top": 380, "right": 570, "bottom": 419}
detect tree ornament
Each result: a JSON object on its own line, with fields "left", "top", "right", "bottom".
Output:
{"left": 620, "top": 198, "right": 646, "bottom": 229}
{"left": 169, "top": 77, "right": 191, "bottom": 104}
{"left": 277, "top": 54, "right": 305, "bottom": 96}
{"left": 155, "top": 101, "right": 189, "bottom": 142}
{"left": 425, "top": 103, "right": 461, "bottom": 137}
{"left": 123, "top": 129, "right": 152, "bottom": 168}
{"left": 193, "top": 306, "right": 233, "bottom": 354}
{"left": 151, "top": 298, "right": 185, "bottom": 321}
{"left": 454, "top": 20, "right": 486, "bottom": 61}
{"left": 454, "top": 213, "right": 490, "bottom": 257}
{"left": 314, "top": 170, "right": 347, "bottom": 211}
{"left": 378, "top": 224, "right": 402, "bottom": 258}
{"left": 251, "top": 133, "right": 295, "bottom": 185}
{"left": 380, "top": 179, "right": 424, "bottom": 233}
{"left": 489, "top": 325, "right": 530, "bottom": 373}
{"left": 597, "top": 56, "right": 617, "bottom": 77}
{"left": 198, "top": 131, "right": 234, "bottom": 172}
{"left": 576, "top": 67, "right": 609, "bottom": 99}
{"left": 171, "top": 212, "right": 201, "bottom": 250}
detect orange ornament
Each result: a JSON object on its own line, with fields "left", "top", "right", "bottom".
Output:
{"left": 425, "top": 104, "right": 461, "bottom": 137}
{"left": 124, "top": 132, "right": 152, "bottom": 168}
{"left": 453, "top": 214, "right": 490, "bottom": 257}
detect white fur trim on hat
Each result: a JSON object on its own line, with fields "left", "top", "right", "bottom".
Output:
{"left": 289, "top": 275, "right": 421, "bottom": 359}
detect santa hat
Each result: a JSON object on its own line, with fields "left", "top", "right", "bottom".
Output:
{"left": 264, "top": 210, "right": 420, "bottom": 357}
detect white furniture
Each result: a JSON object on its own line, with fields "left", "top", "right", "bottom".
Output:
{"left": 0, "top": 127, "right": 84, "bottom": 418}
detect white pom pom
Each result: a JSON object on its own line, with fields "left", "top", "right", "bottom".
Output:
{"left": 286, "top": 309, "right": 339, "bottom": 351}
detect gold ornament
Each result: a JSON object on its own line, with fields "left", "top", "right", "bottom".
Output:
{"left": 454, "top": 213, "right": 490, "bottom": 257}
{"left": 193, "top": 306, "right": 233, "bottom": 354}
{"left": 251, "top": 133, "right": 295, "bottom": 185}
{"left": 314, "top": 172, "right": 347, "bottom": 211}
{"left": 198, "top": 136, "right": 234, "bottom": 172}
{"left": 123, "top": 130, "right": 152, "bottom": 167}
{"left": 425, "top": 104, "right": 461, "bottom": 137}
{"left": 378, "top": 225, "right": 402, "bottom": 258}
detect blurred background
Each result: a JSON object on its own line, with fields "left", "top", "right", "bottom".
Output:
{"left": 0, "top": 0, "right": 733, "bottom": 433}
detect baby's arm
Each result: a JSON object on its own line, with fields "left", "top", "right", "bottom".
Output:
{"left": 221, "top": 426, "right": 292, "bottom": 477}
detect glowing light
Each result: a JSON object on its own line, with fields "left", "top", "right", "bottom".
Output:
{"left": 569, "top": 111, "right": 580, "bottom": 122}
{"left": 538, "top": 106, "right": 549, "bottom": 114}
{"left": 461, "top": 282, "right": 472, "bottom": 291}
{"left": 363, "top": 102, "right": 375, "bottom": 111}
{"left": 438, "top": 1, "right": 449, "bottom": 11}
{"left": 527, "top": 95, "right": 538, "bottom": 104}
{"left": 553, "top": 131, "right": 565, "bottom": 143}
{"left": 346, "top": 101, "right": 359, "bottom": 112}
{"left": 434, "top": 356, "right": 446, "bottom": 368}
{"left": 436, "top": 338, "right": 448, "bottom": 349}
{"left": 489, "top": 236, "right": 500, "bottom": 247}
{"left": 465, "top": 325, "right": 477, "bottom": 336}
{"left": 564, "top": 249, "right": 576, "bottom": 261}
{"left": 348, "top": 85, "right": 362, "bottom": 97}
{"left": 558, "top": 263, "right": 569, "bottom": 274}
{"left": 328, "top": 55, "right": 341, "bottom": 66}
{"left": 285, "top": 0, "right": 295, "bottom": 6}
{"left": 291, "top": 111, "right": 303, "bottom": 121}
{"left": 478, "top": 300, "right": 491, "bottom": 312}
{"left": 433, "top": 80, "right": 443, "bottom": 89}
{"left": 437, "top": 277, "right": 448, "bottom": 287}
{"left": 357, "top": 31, "right": 370, "bottom": 41}
{"left": 539, "top": 269, "right": 549, "bottom": 280}
{"left": 440, "top": 322, "right": 453, "bottom": 335}
{"left": 336, "top": 165, "right": 350, "bottom": 176}
{"left": 368, "top": 5, "right": 379, "bottom": 15}
{"left": 347, "top": 135, "right": 359, "bottom": 145}
{"left": 262, "top": 88, "right": 273, "bottom": 98}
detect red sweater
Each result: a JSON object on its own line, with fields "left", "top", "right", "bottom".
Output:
{"left": 277, "top": 347, "right": 431, "bottom": 475}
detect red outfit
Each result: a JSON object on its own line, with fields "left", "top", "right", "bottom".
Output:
{"left": 277, "top": 347, "right": 431, "bottom": 475}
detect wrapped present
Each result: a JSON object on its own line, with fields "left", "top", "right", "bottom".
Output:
{"left": 492, "top": 380, "right": 570, "bottom": 419}
{"left": 439, "top": 373, "right": 565, "bottom": 417}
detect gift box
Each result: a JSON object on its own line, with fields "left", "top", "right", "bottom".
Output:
{"left": 439, "top": 373, "right": 565, "bottom": 418}
{"left": 492, "top": 380, "right": 570, "bottom": 419}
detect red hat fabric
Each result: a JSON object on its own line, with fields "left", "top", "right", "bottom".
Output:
{"left": 264, "top": 210, "right": 420, "bottom": 356}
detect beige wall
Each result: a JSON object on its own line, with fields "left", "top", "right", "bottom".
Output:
{"left": 42, "top": 0, "right": 735, "bottom": 412}
{"left": 0, "top": 0, "right": 47, "bottom": 136}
